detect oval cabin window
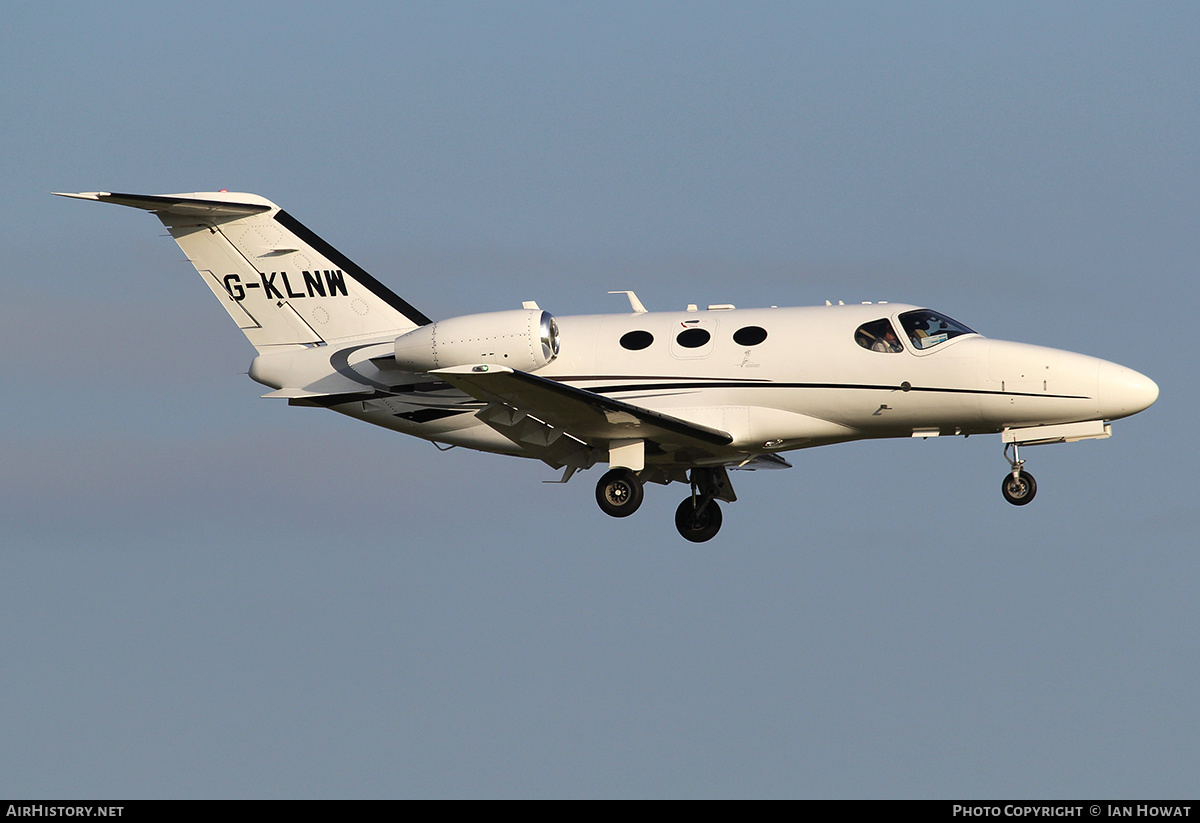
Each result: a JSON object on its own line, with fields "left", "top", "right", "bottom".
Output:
{"left": 733, "top": 326, "right": 768, "bottom": 346}
{"left": 676, "top": 328, "right": 711, "bottom": 349}
{"left": 619, "top": 330, "right": 654, "bottom": 350}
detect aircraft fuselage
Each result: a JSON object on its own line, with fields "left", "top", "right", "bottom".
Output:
{"left": 267, "top": 301, "right": 1156, "bottom": 471}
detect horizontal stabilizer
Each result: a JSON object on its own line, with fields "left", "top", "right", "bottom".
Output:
{"left": 53, "top": 191, "right": 272, "bottom": 217}
{"left": 261, "top": 386, "right": 374, "bottom": 400}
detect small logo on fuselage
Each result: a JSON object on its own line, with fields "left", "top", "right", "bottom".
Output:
{"left": 223, "top": 270, "right": 348, "bottom": 301}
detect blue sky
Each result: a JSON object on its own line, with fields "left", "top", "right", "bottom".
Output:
{"left": 2, "top": 1, "right": 1197, "bottom": 798}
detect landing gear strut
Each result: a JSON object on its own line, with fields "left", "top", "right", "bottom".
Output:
{"left": 674, "top": 468, "right": 730, "bottom": 542}
{"left": 1001, "top": 442, "right": 1037, "bottom": 506}
{"left": 593, "top": 465, "right": 736, "bottom": 540}
{"left": 595, "top": 468, "right": 644, "bottom": 517}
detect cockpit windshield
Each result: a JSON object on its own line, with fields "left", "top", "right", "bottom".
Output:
{"left": 898, "top": 309, "right": 976, "bottom": 350}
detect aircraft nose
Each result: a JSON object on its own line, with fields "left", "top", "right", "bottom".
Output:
{"left": 1097, "top": 361, "right": 1158, "bottom": 419}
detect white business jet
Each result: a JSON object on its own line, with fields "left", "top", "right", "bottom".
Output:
{"left": 57, "top": 191, "right": 1158, "bottom": 542}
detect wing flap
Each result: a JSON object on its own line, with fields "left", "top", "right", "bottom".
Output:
{"left": 473, "top": 402, "right": 594, "bottom": 470}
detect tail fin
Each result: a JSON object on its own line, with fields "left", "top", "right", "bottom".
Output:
{"left": 55, "top": 191, "right": 430, "bottom": 352}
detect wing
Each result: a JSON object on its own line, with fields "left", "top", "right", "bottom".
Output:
{"left": 432, "top": 365, "right": 733, "bottom": 472}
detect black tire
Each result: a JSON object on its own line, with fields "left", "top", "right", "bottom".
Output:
{"left": 1001, "top": 469, "right": 1037, "bottom": 506}
{"left": 596, "top": 468, "right": 644, "bottom": 517}
{"left": 675, "top": 497, "right": 723, "bottom": 542}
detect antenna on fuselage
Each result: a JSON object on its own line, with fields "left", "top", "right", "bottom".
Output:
{"left": 608, "top": 291, "right": 647, "bottom": 313}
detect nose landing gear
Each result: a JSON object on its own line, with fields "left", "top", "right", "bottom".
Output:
{"left": 1001, "top": 442, "right": 1037, "bottom": 506}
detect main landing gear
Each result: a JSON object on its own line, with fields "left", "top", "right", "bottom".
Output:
{"left": 1001, "top": 442, "right": 1037, "bottom": 506}
{"left": 674, "top": 468, "right": 731, "bottom": 543}
{"left": 675, "top": 495, "right": 722, "bottom": 543}
{"left": 593, "top": 466, "right": 733, "bottom": 542}
{"left": 595, "top": 468, "right": 644, "bottom": 517}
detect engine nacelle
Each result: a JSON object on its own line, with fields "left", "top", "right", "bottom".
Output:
{"left": 393, "top": 309, "right": 560, "bottom": 373}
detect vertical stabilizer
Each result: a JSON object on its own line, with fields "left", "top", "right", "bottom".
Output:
{"left": 55, "top": 191, "right": 430, "bottom": 352}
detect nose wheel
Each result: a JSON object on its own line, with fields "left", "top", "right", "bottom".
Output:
{"left": 595, "top": 468, "right": 644, "bottom": 517}
{"left": 1001, "top": 469, "right": 1037, "bottom": 505}
{"left": 1001, "top": 442, "right": 1037, "bottom": 506}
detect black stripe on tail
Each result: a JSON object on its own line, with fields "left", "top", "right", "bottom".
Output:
{"left": 273, "top": 210, "right": 432, "bottom": 327}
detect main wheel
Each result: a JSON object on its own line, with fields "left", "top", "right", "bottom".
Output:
{"left": 596, "top": 468, "right": 644, "bottom": 517}
{"left": 675, "top": 497, "right": 723, "bottom": 542}
{"left": 1001, "top": 469, "right": 1037, "bottom": 506}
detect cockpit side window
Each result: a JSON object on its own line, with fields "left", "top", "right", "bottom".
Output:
{"left": 854, "top": 318, "right": 903, "bottom": 353}
{"left": 899, "top": 310, "right": 976, "bottom": 350}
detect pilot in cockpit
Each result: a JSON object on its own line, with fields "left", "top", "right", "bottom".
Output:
{"left": 872, "top": 327, "right": 903, "bottom": 353}
{"left": 856, "top": 318, "right": 904, "bottom": 353}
